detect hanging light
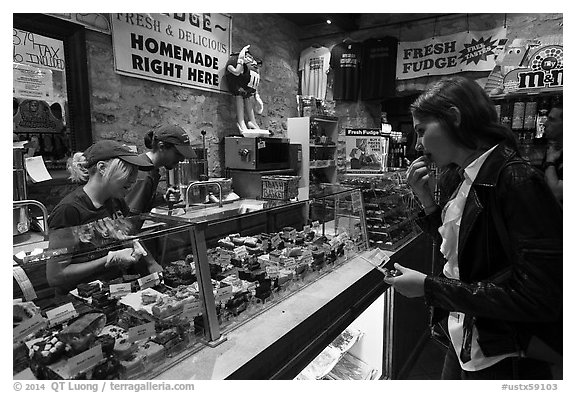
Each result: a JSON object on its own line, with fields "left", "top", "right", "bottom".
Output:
{"left": 326, "top": 19, "right": 332, "bottom": 24}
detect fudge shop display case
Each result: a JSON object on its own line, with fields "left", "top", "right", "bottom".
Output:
{"left": 340, "top": 172, "right": 422, "bottom": 251}
{"left": 13, "top": 189, "right": 370, "bottom": 380}
{"left": 148, "top": 191, "right": 369, "bottom": 337}
{"left": 13, "top": 214, "right": 219, "bottom": 380}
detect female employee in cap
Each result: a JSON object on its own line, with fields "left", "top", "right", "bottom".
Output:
{"left": 47, "top": 139, "right": 154, "bottom": 292}
{"left": 125, "top": 124, "right": 198, "bottom": 214}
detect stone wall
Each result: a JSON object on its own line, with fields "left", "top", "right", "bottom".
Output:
{"left": 29, "top": 13, "right": 562, "bottom": 212}
{"left": 85, "top": 13, "right": 301, "bottom": 179}
{"left": 297, "top": 13, "right": 563, "bottom": 177}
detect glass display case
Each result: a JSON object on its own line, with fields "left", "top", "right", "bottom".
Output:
{"left": 13, "top": 214, "right": 213, "bottom": 380}
{"left": 150, "top": 190, "right": 368, "bottom": 336}
{"left": 340, "top": 172, "right": 421, "bottom": 251}
{"left": 13, "top": 189, "right": 369, "bottom": 380}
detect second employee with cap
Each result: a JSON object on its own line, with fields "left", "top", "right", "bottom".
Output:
{"left": 125, "top": 124, "right": 199, "bottom": 214}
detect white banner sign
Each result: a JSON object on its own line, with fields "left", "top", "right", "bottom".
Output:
{"left": 111, "top": 13, "right": 232, "bottom": 94}
{"left": 397, "top": 27, "right": 507, "bottom": 80}
{"left": 13, "top": 28, "right": 65, "bottom": 72}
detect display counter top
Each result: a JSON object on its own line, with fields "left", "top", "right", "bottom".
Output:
{"left": 155, "top": 248, "right": 392, "bottom": 380}
{"left": 149, "top": 198, "right": 301, "bottom": 225}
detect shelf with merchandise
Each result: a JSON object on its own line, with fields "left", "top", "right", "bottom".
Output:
{"left": 341, "top": 172, "right": 421, "bottom": 251}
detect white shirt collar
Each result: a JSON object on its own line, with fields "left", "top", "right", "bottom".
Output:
{"left": 462, "top": 145, "right": 498, "bottom": 184}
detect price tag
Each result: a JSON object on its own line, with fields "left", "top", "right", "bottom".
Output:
{"left": 68, "top": 344, "right": 103, "bottom": 376}
{"left": 14, "top": 314, "right": 47, "bottom": 343}
{"left": 283, "top": 257, "right": 297, "bottom": 267}
{"left": 288, "top": 229, "right": 297, "bottom": 241}
{"left": 128, "top": 322, "right": 155, "bottom": 343}
{"left": 138, "top": 272, "right": 161, "bottom": 290}
{"left": 271, "top": 234, "right": 281, "bottom": 248}
{"left": 312, "top": 221, "right": 320, "bottom": 229}
{"left": 46, "top": 303, "right": 77, "bottom": 327}
{"left": 109, "top": 283, "right": 132, "bottom": 298}
{"left": 217, "top": 284, "right": 233, "bottom": 297}
{"left": 351, "top": 191, "right": 362, "bottom": 213}
{"left": 219, "top": 251, "right": 232, "bottom": 263}
{"left": 182, "top": 302, "right": 202, "bottom": 319}
{"left": 303, "top": 225, "right": 311, "bottom": 234}
{"left": 266, "top": 266, "right": 279, "bottom": 278}
{"left": 258, "top": 140, "right": 266, "bottom": 149}
{"left": 234, "top": 246, "right": 248, "bottom": 260}
{"left": 279, "top": 268, "right": 295, "bottom": 279}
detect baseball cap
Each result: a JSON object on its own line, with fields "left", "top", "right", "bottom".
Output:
{"left": 153, "top": 124, "right": 199, "bottom": 158}
{"left": 84, "top": 140, "right": 154, "bottom": 170}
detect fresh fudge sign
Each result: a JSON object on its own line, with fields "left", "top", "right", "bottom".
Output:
{"left": 397, "top": 27, "right": 507, "bottom": 80}
{"left": 111, "top": 13, "right": 232, "bottom": 94}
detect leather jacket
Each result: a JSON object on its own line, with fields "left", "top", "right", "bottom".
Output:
{"left": 416, "top": 143, "right": 563, "bottom": 358}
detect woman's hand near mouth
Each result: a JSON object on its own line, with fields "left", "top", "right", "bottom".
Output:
{"left": 407, "top": 155, "right": 436, "bottom": 212}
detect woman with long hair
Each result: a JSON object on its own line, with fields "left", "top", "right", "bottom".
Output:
{"left": 385, "top": 76, "right": 562, "bottom": 379}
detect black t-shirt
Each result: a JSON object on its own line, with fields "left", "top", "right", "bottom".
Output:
{"left": 46, "top": 187, "right": 131, "bottom": 290}
{"left": 48, "top": 187, "right": 130, "bottom": 230}
{"left": 125, "top": 160, "right": 161, "bottom": 214}
{"left": 361, "top": 37, "right": 398, "bottom": 100}
{"left": 330, "top": 42, "right": 363, "bottom": 101}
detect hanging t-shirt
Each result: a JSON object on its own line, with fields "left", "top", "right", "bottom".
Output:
{"left": 330, "top": 42, "right": 363, "bottom": 101}
{"left": 299, "top": 46, "right": 331, "bottom": 99}
{"left": 361, "top": 37, "right": 398, "bottom": 100}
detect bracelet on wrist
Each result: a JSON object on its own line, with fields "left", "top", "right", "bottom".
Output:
{"left": 543, "top": 161, "right": 557, "bottom": 170}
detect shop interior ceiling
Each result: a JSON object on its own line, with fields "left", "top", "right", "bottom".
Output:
{"left": 279, "top": 13, "right": 453, "bottom": 41}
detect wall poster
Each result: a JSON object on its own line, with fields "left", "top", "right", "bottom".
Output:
{"left": 111, "top": 13, "right": 232, "bottom": 94}
{"left": 345, "top": 128, "right": 389, "bottom": 174}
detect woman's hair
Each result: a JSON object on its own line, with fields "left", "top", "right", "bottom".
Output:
{"left": 144, "top": 129, "right": 174, "bottom": 151}
{"left": 410, "top": 76, "right": 518, "bottom": 151}
{"left": 67, "top": 154, "right": 137, "bottom": 184}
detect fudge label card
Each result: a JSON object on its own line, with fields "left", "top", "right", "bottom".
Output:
{"left": 110, "top": 283, "right": 132, "bottom": 298}
{"left": 138, "top": 272, "right": 161, "bottom": 290}
{"left": 68, "top": 344, "right": 104, "bottom": 376}
{"left": 14, "top": 314, "right": 47, "bottom": 343}
{"left": 234, "top": 245, "right": 248, "bottom": 260}
{"left": 182, "top": 302, "right": 202, "bottom": 319}
{"left": 46, "top": 303, "right": 78, "bottom": 327}
{"left": 128, "top": 322, "right": 155, "bottom": 343}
